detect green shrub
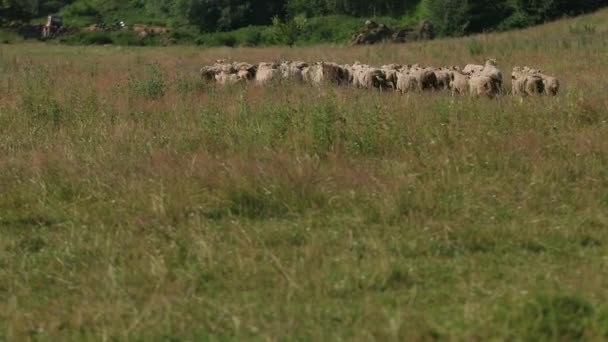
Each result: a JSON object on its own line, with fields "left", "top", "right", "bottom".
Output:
{"left": 169, "top": 29, "right": 197, "bottom": 43}
{"left": 513, "top": 294, "right": 594, "bottom": 341}
{"left": 128, "top": 63, "right": 166, "bottom": 99}
{"left": 196, "top": 32, "right": 237, "bottom": 47}
{"left": 286, "top": 0, "right": 328, "bottom": 17}
{"left": 225, "top": 187, "right": 289, "bottom": 219}
{"left": 467, "top": 39, "right": 485, "bottom": 56}
{"left": 65, "top": 31, "right": 113, "bottom": 45}
{"left": 40, "top": 0, "right": 68, "bottom": 15}
{"left": 497, "top": 11, "right": 536, "bottom": 30}
{"left": 272, "top": 15, "right": 308, "bottom": 47}
{"left": 299, "top": 15, "right": 398, "bottom": 44}
{"left": 110, "top": 31, "right": 144, "bottom": 46}
{"left": 569, "top": 23, "right": 597, "bottom": 35}
{"left": 422, "top": 0, "right": 471, "bottom": 36}
{"left": 233, "top": 26, "right": 263, "bottom": 46}
{"left": 0, "top": 30, "right": 23, "bottom": 44}
{"left": 60, "top": 1, "right": 100, "bottom": 17}
{"left": 20, "top": 67, "right": 67, "bottom": 127}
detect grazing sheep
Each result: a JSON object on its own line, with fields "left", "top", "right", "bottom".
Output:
{"left": 410, "top": 66, "right": 438, "bottom": 90}
{"left": 511, "top": 66, "right": 544, "bottom": 96}
{"left": 234, "top": 62, "right": 257, "bottom": 81}
{"left": 382, "top": 68, "right": 399, "bottom": 90}
{"left": 514, "top": 66, "right": 559, "bottom": 96}
{"left": 341, "top": 64, "right": 354, "bottom": 84}
{"left": 280, "top": 61, "right": 307, "bottom": 82}
{"left": 200, "top": 66, "right": 217, "bottom": 82}
{"left": 303, "top": 63, "right": 323, "bottom": 85}
{"left": 541, "top": 75, "right": 559, "bottom": 96}
{"left": 449, "top": 70, "right": 470, "bottom": 95}
{"left": 304, "top": 62, "right": 348, "bottom": 86}
{"left": 469, "top": 75, "right": 497, "bottom": 97}
{"left": 199, "top": 59, "right": 555, "bottom": 98}
{"left": 323, "top": 62, "right": 350, "bottom": 85}
{"left": 381, "top": 64, "right": 402, "bottom": 71}
{"left": 215, "top": 71, "right": 239, "bottom": 85}
{"left": 255, "top": 62, "right": 280, "bottom": 85}
{"left": 480, "top": 59, "right": 503, "bottom": 94}
{"left": 350, "top": 67, "right": 381, "bottom": 89}
{"left": 463, "top": 63, "right": 484, "bottom": 75}
{"left": 434, "top": 67, "right": 452, "bottom": 90}
{"left": 396, "top": 71, "right": 418, "bottom": 93}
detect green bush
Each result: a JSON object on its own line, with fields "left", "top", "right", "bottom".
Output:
{"left": 60, "top": 1, "right": 100, "bottom": 17}
{"left": 272, "top": 15, "right": 308, "bottom": 47}
{"left": 299, "top": 15, "right": 400, "bottom": 44}
{"left": 65, "top": 31, "right": 113, "bottom": 45}
{"left": 0, "top": 30, "right": 23, "bottom": 44}
{"left": 110, "top": 31, "right": 144, "bottom": 46}
{"left": 128, "top": 63, "right": 166, "bottom": 99}
{"left": 40, "top": 0, "right": 71, "bottom": 15}
{"left": 196, "top": 32, "right": 238, "bottom": 47}
{"left": 497, "top": 11, "right": 536, "bottom": 30}
{"left": 422, "top": 0, "right": 472, "bottom": 36}
{"left": 286, "top": 0, "right": 328, "bottom": 17}
{"left": 513, "top": 294, "right": 594, "bottom": 341}
{"left": 422, "top": 0, "right": 607, "bottom": 36}
{"left": 61, "top": 30, "right": 169, "bottom": 47}
{"left": 169, "top": 28, "right": 197, "bottom": 43}
{"left": 233, "top": 26, "right": 263, "bottom": 46}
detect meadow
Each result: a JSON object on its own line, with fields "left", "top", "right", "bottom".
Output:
{"left": 1, "top": 9, "right": 608, "bottom": 340}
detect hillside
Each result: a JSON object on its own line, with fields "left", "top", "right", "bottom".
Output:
{"left": 1, "top": 8, "right": 608, "bottom": 341}
{"left": 1, "top": 0, "right": 607, "bottom": 46}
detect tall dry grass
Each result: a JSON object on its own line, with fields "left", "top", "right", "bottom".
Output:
{"left": 1, "top": 9, "right": 608, "bottom": 340}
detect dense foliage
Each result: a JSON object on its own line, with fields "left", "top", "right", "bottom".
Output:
{"left": 1, "top": 0, "right": 607, "bottom": 38}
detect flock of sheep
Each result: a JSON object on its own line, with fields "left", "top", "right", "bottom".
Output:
{"left": 200, "top": 59, "right": 559, "bottom": 97}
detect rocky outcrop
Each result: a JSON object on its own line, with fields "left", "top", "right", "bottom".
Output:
{"left": 351, "top": 20, "right": 435, "bottom": 45}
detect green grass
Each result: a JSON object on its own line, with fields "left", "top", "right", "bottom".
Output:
{"left": 0, "top": 29, "right": 23, "bottom": 44}
{"left": 1, "top": 9, "right": 608, "bottom": 340}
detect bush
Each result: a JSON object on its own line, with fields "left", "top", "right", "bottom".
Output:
{"left": 169, "top": 29, "right": 197, "bottom": 43}
{"left": 514, "top": 0, "right": 606, "bottom": 23}
{"left": 272, "top": 15, "right": 308, "bottom": 47}
{"left": 422, "top": 0, "right": 473, "bottom": 36}
{"left": 233, "top": 27, "right": 263, "bottom": 46}
{"left": 192, "top": 15, "right": 408, "bottom": 47}
{"left": 497, "top": 11, "right": 536, "bottom": 31}
{"left": 512, "top": 294, "right": 594, "bottom": 341}
{"left": 195, "top": 32, "right": 251, "bottom": 47}
{"left": 40, "top": 0, "right": 70, "bottom": 15}
{"left": 286, "top": 0, "right": 328, "bottom": 17}
{"left": 0, "top": 30, "right": 23, "bottom": 44}
{"left": 128, "top": 63, "right": 166, "bottom": 99}
{"left": 65, "top": 31, "right": 113, "bottom": 45}
{"left": 110, "top": 31, "right": 144, "bottom": 46}
{"left": 299, "top": 15, "right": 400, "bottom": 44}
{"left": 62, "top": 30, "right": 170, "bottom": 47}
{"left": 196, "top": 32, "right": 237, "bottom": 47}
{"left": 422, "top": 0, "right": 607, "bottom": 37}
{"left": 60, "top": 2, "right": 100, "bottom": 17}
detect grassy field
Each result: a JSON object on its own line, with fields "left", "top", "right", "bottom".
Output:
{"left": 1, "top": 9, "right": 608, "bottom": 341}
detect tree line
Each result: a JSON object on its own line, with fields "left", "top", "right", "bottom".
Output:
{"left": 2, "top": 0, "right": 606, "bottom": 36}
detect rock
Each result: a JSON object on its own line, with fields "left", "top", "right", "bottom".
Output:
{"left": 351, "top": 20, "right": 435, "bottom": 45}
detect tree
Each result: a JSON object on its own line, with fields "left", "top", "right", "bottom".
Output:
{"left": 0, "top": 0, "right": 40, "bottom": 22}
{"left": 423, "top": 0, "right": 470, "bottom": 36}
{"left": 286, "top": 0, "right": 327, "bottom": 17}
{"left": 514, "top": 0, "right": 606, "bottom": 23}
{"left": 467, "top": 0, "right": 512, "bottom": 32}
{"left": 272, "top": 14, "right": 307, "bottom": 46}
{"left": 173, "top": 0, "right": 284, "bottom": 32}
